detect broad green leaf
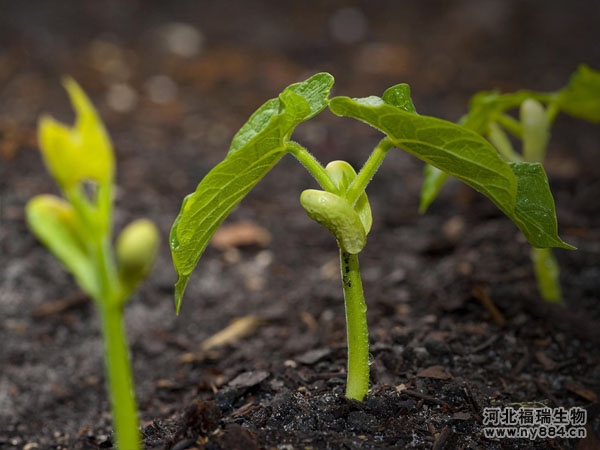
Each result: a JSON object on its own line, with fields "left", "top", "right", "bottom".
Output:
{"left": 38, "top": 78, "right": 114, "bottom": 191}
{"left": 555, "top": 64, "right": 600, "bottom": 123}
{"left": 418, "top": 164, "right": 448, "bottom": 214}
{"left": 329, "top": 89, "right": 573, "bottom": 249}
{"left": 26, "top": 195, "right": 99, "bottom": 300}
{"left": 171, "top": 73, "right": 334, "bottom": 312}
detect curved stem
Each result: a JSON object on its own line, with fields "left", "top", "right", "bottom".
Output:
{"left": 340, "top": 250, "right": 370, "bottom": 401}
{"left": 345, "top": 138, "right": 393, "bottom": 206}
{"left": 286, "top": 141, "right": 338, "bottom": 193}
{"left": 531, "top": 247, "right": 562, "bottom": 303}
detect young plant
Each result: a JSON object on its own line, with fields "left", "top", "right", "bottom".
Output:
{"left": 170, "top": 73, "right": 572, "bottom": 401}
{"left": 419, "top": 65, "right": 600, "bottom": 302}
{"left": 27, "top": 80, "right": 159, "bottom": 450}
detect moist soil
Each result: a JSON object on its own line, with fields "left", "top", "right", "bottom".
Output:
{"left": 1, "top": 1, "right": 599, "bottom": 449}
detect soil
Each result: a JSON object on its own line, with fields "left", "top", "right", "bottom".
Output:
{"left": 1, "top": 1, "right": 599, "bottom": 449}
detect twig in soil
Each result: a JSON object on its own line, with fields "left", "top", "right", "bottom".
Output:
{"left": 402, "top": 389, "right": 453, "bottom": 411}
{"left": 471, "top": 334, "right": 499, "bottom": 353}
{"left": 472, "top": 284, "right": 506, "bottom": 325}
{"left": 31, "top": 291, "right": 88, "bottom": 319}
{"left": 432, "top": 425, "right": 453, "bottom": 450}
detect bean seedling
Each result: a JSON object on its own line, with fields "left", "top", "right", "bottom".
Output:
{"left": 170, "top": 73, "right": 572, "bottom": 401}
{"left": 27, "top": 80, "right": 159, "bottom": 450}
{"left": 419, "top": 65, "right": 600, "bottom": 302}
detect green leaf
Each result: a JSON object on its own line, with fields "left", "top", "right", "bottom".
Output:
{"left": 329, "top": 90, "right": 573, "bottom": 249}
{"left": 170, "top": 73, "right": 334, "bottom": 312}
{"left": 418, "top": 164, "right": 448, "bottom": 214}
{"left": 26, "top": 195, "right": 99, "bottom": 299}
{"left": 510, "top": 162, "right": 575, "bottom": 250}
{"left": 555, "top": 64, "right": 600, "bottom": 123}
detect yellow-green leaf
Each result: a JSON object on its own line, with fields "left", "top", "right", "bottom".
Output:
{"left": 38, "top": 78, "right": 114, "bottom": 191}
{"left": 26, "top": 194, "right": 99, "bottom": 299}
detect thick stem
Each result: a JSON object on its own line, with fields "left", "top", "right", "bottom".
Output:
{"left": 99, "top": 304, "right": 141, "bottom": 450}
{"left": 286, "top": 141, "right": 338, "bottom": 193}
{"left": 531, "top": 247, "right": 563, "bottom": 303}
{"left": 345, "top": 138, "right": 393, "bottom": 206}
{"left": 340, "top": 250, "right": 370, "bottom": 401}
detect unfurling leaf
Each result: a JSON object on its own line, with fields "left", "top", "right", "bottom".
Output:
{"left": 38, "top": 78, "right": 114, "bottom": 191}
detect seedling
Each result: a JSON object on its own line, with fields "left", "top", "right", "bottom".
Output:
{"left": 27, "top": 80, "right": 159, "bottom": 450}
{"left": 170, "top": 73, "right": 572, "bottom": 401}
{"left": 419, "top": 65, "right": 600, "bottom": 302}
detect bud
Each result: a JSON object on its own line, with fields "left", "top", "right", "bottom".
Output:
{"left": 520, "top": 99, "right": 550, "bottom": 163}
{"left": 300, "top": 189, "right": 366, "bottom": 254}
{"left": 325, "top": 160, "right": 372, "bottom": 234}
{"left": 116, "top": 219, "right": 160, "bottom": 290}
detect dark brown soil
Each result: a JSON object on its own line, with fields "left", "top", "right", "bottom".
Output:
{"left": 1, "top": 1, "right": 599, "bottom": 449}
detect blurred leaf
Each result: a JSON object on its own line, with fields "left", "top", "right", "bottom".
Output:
{"left": 555, "top": 64, "right": 600, "bottom": 123}
{"left": 170, "top": 73, "right": 334, "bottom": 312}
{"left": 418, "top": 164, "right": 448, "bottom": 214}
{"left": 26, "top": 194, "right": 99, "bottom": 299}
{"left": 38, "top": 78, "right": 114, "bottom": 191}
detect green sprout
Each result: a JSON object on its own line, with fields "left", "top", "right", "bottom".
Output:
{"left": 170, "top": 73, "right": 572, "bottom": 401}
{"left": 26, "top": 79, "right": 159, "bottom": 450}
{"left": 419, "top": 65, "right": 600, "bottom": 302}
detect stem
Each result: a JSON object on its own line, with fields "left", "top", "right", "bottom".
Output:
{"left": 99, "top": 303, "right": 141, "bottom": 450}
{"left": 346, "top": 138, "right": 393, "bottom": 206}
{"left": 340, "top": 250, "right": 370, "bottom": 401}
{"left": 496, "top": 114, "right": 523, "bottom": 140}
{"left": 531, "top": 247, "right": 563, "bottom": 303}
{"left": 93, "top": 234, "right": 140, "bottom": 449}
{"left": 286, "top": 141, "right": 338, "bottom": 193}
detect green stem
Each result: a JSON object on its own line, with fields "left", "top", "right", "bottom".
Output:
{"left": 93, "top": 235, "right": 140, "bottom": 449}
{"left": 340, "top": 250, "right": 370, "bottom": 401}
{"left": 99, "top": 303, "right": 141, "bottom": 450}
{"left": 346, "top": 138, "right": 393, "bottom": 206}
{"left": 496, "top": 114, "right": 523, "bottom": 140}
{"left": 531, "top": 247, "right": 563, "bottom": 303}
{"left": 286, "top": 141, "right": 338, "bottom": 193}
